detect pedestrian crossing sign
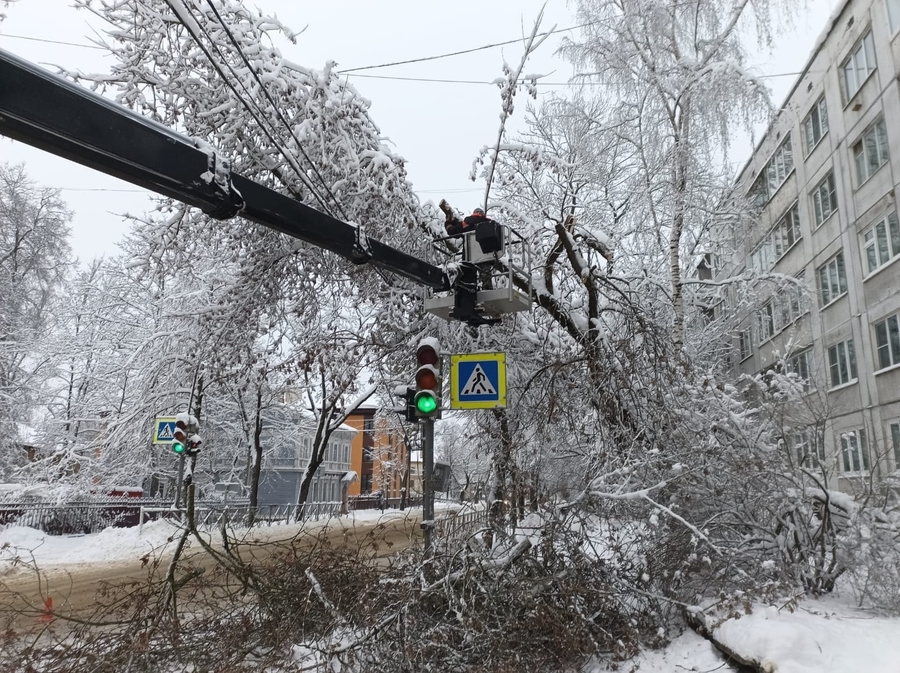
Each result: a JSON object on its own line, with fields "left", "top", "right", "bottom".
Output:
{"left": 450, "top": 352, "right": 506, "bottom": 409}
{"left": 153, "top": 417, "right": 178, "bottom": 444}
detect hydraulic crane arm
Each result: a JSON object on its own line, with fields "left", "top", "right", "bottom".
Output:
{"left": 0, "top": 48, "right": 450, "bottom": 291}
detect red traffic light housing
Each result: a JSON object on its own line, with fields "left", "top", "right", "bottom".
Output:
{"left": 414, "top": 339, "right": 442, "bottom": 418}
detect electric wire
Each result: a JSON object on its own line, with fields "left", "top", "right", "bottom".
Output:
{"left": 162, "top": 0, "right": 336, "bottom": 216}
{"left": 335, "top": 22, "right": 596, "bottom": 74}
{"left": 0, "top": 33, "right": 105, "bottom": 49}
{"left": 0, "top": 31, "right": 806, "bottom": 87}
{"left": 203, "top": 0, "right": 349, "bottom": 222}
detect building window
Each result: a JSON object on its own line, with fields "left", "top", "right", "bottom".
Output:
{"left": 853, "top": 118, "right": 889, "bottom": 185}
{"left": 839, "top": 429, "right": 869, "bottom": 473}
{"left": 828, "top": 339, "right": 858, "bottom": 388}
{"left": 790, "top": 427, "right": 824, "bottom": 467}
{"left": 803, "top": 97, "right": 828, "bottom": 154}
{"left": 812, "top": 172, "right": 837, "bottom": 226}
{"left": 817, "top": 251, "right": 847, "bottom": 306}
{"left": 874, "top": 313, "right": 900, "bottom": 370}
{"left": 758, "top": 301, "right": 776, "bottom": 342}
{"left": 890, "top": 421, "right": 900, "bottom": 468}
{"left": 887, "top": 0, "right": 900, "bottom": 34}
{"left": 749, "top": 136, "right": 794, "bottom": 204}
{"left": 863, "top": 212, "right": 900, "bottom": 275}
{"left": 739, "top": 329, "right": 753, "bottom": 361}
{"left": 842, "top": 30, "right": 876, "bottom": 100}
{"left": 750, "top": 203, "right": 802, "bottom": 273}
{"left": 785, "top": 348, "right": 812, "bottom": 390}
{"left": 766, "top": 135, "right": 794, "bottom": 196}
{"left": 360, "top": 473, "right": 373, "bottom": 493}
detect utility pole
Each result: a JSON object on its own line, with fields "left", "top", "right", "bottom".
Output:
{"left": 422, "top": 418, "right": 435, "bottom": 551}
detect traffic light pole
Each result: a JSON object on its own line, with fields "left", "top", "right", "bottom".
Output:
{"left": 422, "top": 418, "right": 435, "bottom": 551}
{"left": 174, "top": 453, "right": 186, "bottom": 509}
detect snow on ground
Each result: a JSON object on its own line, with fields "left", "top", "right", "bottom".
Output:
{"left": 588, "top": 591, "right": 900, "bottom": 673}
{"left": 713, "top": 593, "right": 900, "bottom": 673}
{"left": 586, "top": 629, "right": 725, "bottom": 672}
{"left": 0, "top": 504, "right": 458, "bottom": 573}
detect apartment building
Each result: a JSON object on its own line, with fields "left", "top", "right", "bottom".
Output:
{"left": 719, "top": 0, "right": 900, "bottom": 490}
{"left": 345, "top": 407, "right": 415, "bottom": 500}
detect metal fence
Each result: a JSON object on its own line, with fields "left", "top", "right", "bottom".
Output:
{"left": 433, "top": 508, "right": 489, "bottom": 544}
{"left": 0, "top": 499, "right": 344, "bottom": 535}
{"left": 0, "top": 497, "right": 484, "bottom": 538}
{"left": 0, "top": 499, "right": 172, "bottom": 535}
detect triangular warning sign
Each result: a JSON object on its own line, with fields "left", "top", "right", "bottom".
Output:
{"left": 157, "top": 424, "right": 174, "bottom": 440}
{"left": 461, "top": 364, "right": 496, "bottom": 396}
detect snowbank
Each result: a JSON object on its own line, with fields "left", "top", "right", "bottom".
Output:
{"left": 714, "top": 595, "right": 900, "bottom": 673}
{"left": 0, "top": 505, "right": 452, "bottom": 571}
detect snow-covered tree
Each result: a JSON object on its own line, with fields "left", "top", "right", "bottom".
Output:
{"left": 0, "top": 164, "right": 72, "bottom": 479}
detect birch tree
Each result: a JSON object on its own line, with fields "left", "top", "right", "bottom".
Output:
{"left": 560, "top": 0, "right": 790, "bottom": 349}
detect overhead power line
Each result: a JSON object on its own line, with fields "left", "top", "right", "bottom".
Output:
{"left": 336, "top": 22, "right": 595, "bottom": 74}
{"left": 347, "top": 71, "right": 804, "bottom": 85}
{"left": 163, "top": 0, "right": 338, "bottom": 217}
{"left": 0, "top": 33, "right": 105, "bottom": 49}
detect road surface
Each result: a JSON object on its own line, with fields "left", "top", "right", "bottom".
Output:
{"left": 1, "top": 510, "right": 424, "bottom": 631}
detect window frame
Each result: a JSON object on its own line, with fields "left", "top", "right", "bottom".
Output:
{"left": 827, "top": 338, "right": 858, "bottom": 389}
{"left": 842, "top": 30, "right": 877, "bottom": 101}
{"left": 862, "top": 211, "right": 900, "bottom": 277}
{"left": 748, "top": 135, "right": 795, "bottom": 205}
{"left": 750, "top": 202, "right": 802, "bottom": 273}
{"left": 817, "top": 251, "right": 848, "bottom": 308}
{"left": 803, "top": 96, "right": 829, "bottom": 155}
{"left": 739, "top": 328, "right": 753, "bottom": 362}
{"left": 874, "top": 313, "right": 900, "bottom": 371}
{"left": 785, "top": 348, "right": 813, "bottom": 391}
{"left": 811, "top": 172, "right": 838, "bottom": 227}
{"left": 886, "top": 0, "right": 900, "bottom": 35}
{"left": 889, "top": 419, "right": 900, "bottom": 469}
{"left": 838, "top": 428, "right": 870, "bottom": 474}
{"left": 852, "top": 118, "right": 890, "bottom": 186}
{"left": 790, "top": 426, "right": 824, "bottom": 467}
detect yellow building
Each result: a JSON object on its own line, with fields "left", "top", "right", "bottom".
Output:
{"left": 345, "top": 407, "right": 415, "bottom": 501}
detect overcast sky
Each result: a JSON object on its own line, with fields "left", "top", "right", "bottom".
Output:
{"left": 1, "top": 0, "right": 840, "bottom": 263}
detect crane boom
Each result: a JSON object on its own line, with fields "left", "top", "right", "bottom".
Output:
{"left": 0, "top": 48, "right": 450, "bottom": 291}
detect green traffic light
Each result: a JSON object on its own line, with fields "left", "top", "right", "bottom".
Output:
{"left": 172, "top": 441, "right": 185, "bottom": 454}
{"left": 415, "top": 391, "right": 437, "bottom": 415}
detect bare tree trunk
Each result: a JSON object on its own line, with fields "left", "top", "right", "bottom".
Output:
{"left": 248, "top": 387, "right": 263, "bottom": 523}
{"left": 670, "top": 97, "right": 691, "bottom": 351}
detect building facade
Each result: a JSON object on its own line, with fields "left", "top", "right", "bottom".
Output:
{"left": 719, "top": 0, "right": 900, "bottom": 490}
{"left": 345, "top": 407, "right": 416, "bottom": 500}
{"left": 211, "top": 405, "right": 355, "bottom": 506}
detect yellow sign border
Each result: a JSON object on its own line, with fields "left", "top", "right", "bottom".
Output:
{"left": 450, "top": 352, "right": 506, "bottom": 409}
{"left": 153, "top": 417, "right": 178, "bottom": 444}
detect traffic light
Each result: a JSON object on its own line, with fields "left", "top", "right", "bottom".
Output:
{"left": 186, "top": 433, "right": 202, "bottom": 457}
{"left": 414, "top": 339, "right": 441, "bottom": 419}
{"left": 172, "top": 419, "right": 188, "bottom": 455}
{"left": 171, "top": 413, "right": 200, "bottom": 456}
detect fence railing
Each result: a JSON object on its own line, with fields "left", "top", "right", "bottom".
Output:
{"left": 0, "top": 499, "right": 174, "bottom": 535}
{"left": 1, "top": 497, "right": 484, "bottom": 538}
{"left": 138, "top": 501, "right": 344, "bottom": 532}
{"left": 433, "top": 508, "right": 489, "bottom": 543}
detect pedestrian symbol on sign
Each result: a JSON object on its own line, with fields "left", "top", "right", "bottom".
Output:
{"left": 450, "top": 353, "right": 506, "bottom": 409}
{"left": 461, "top": 364, "right": 496, "bottom": 396}
{"left": 152, "top": 417, "right": 178, "bottom": 444}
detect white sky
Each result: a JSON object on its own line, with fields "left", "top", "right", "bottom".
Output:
{"left": 0, "top": 0, "right": 840, "bottom": 263}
